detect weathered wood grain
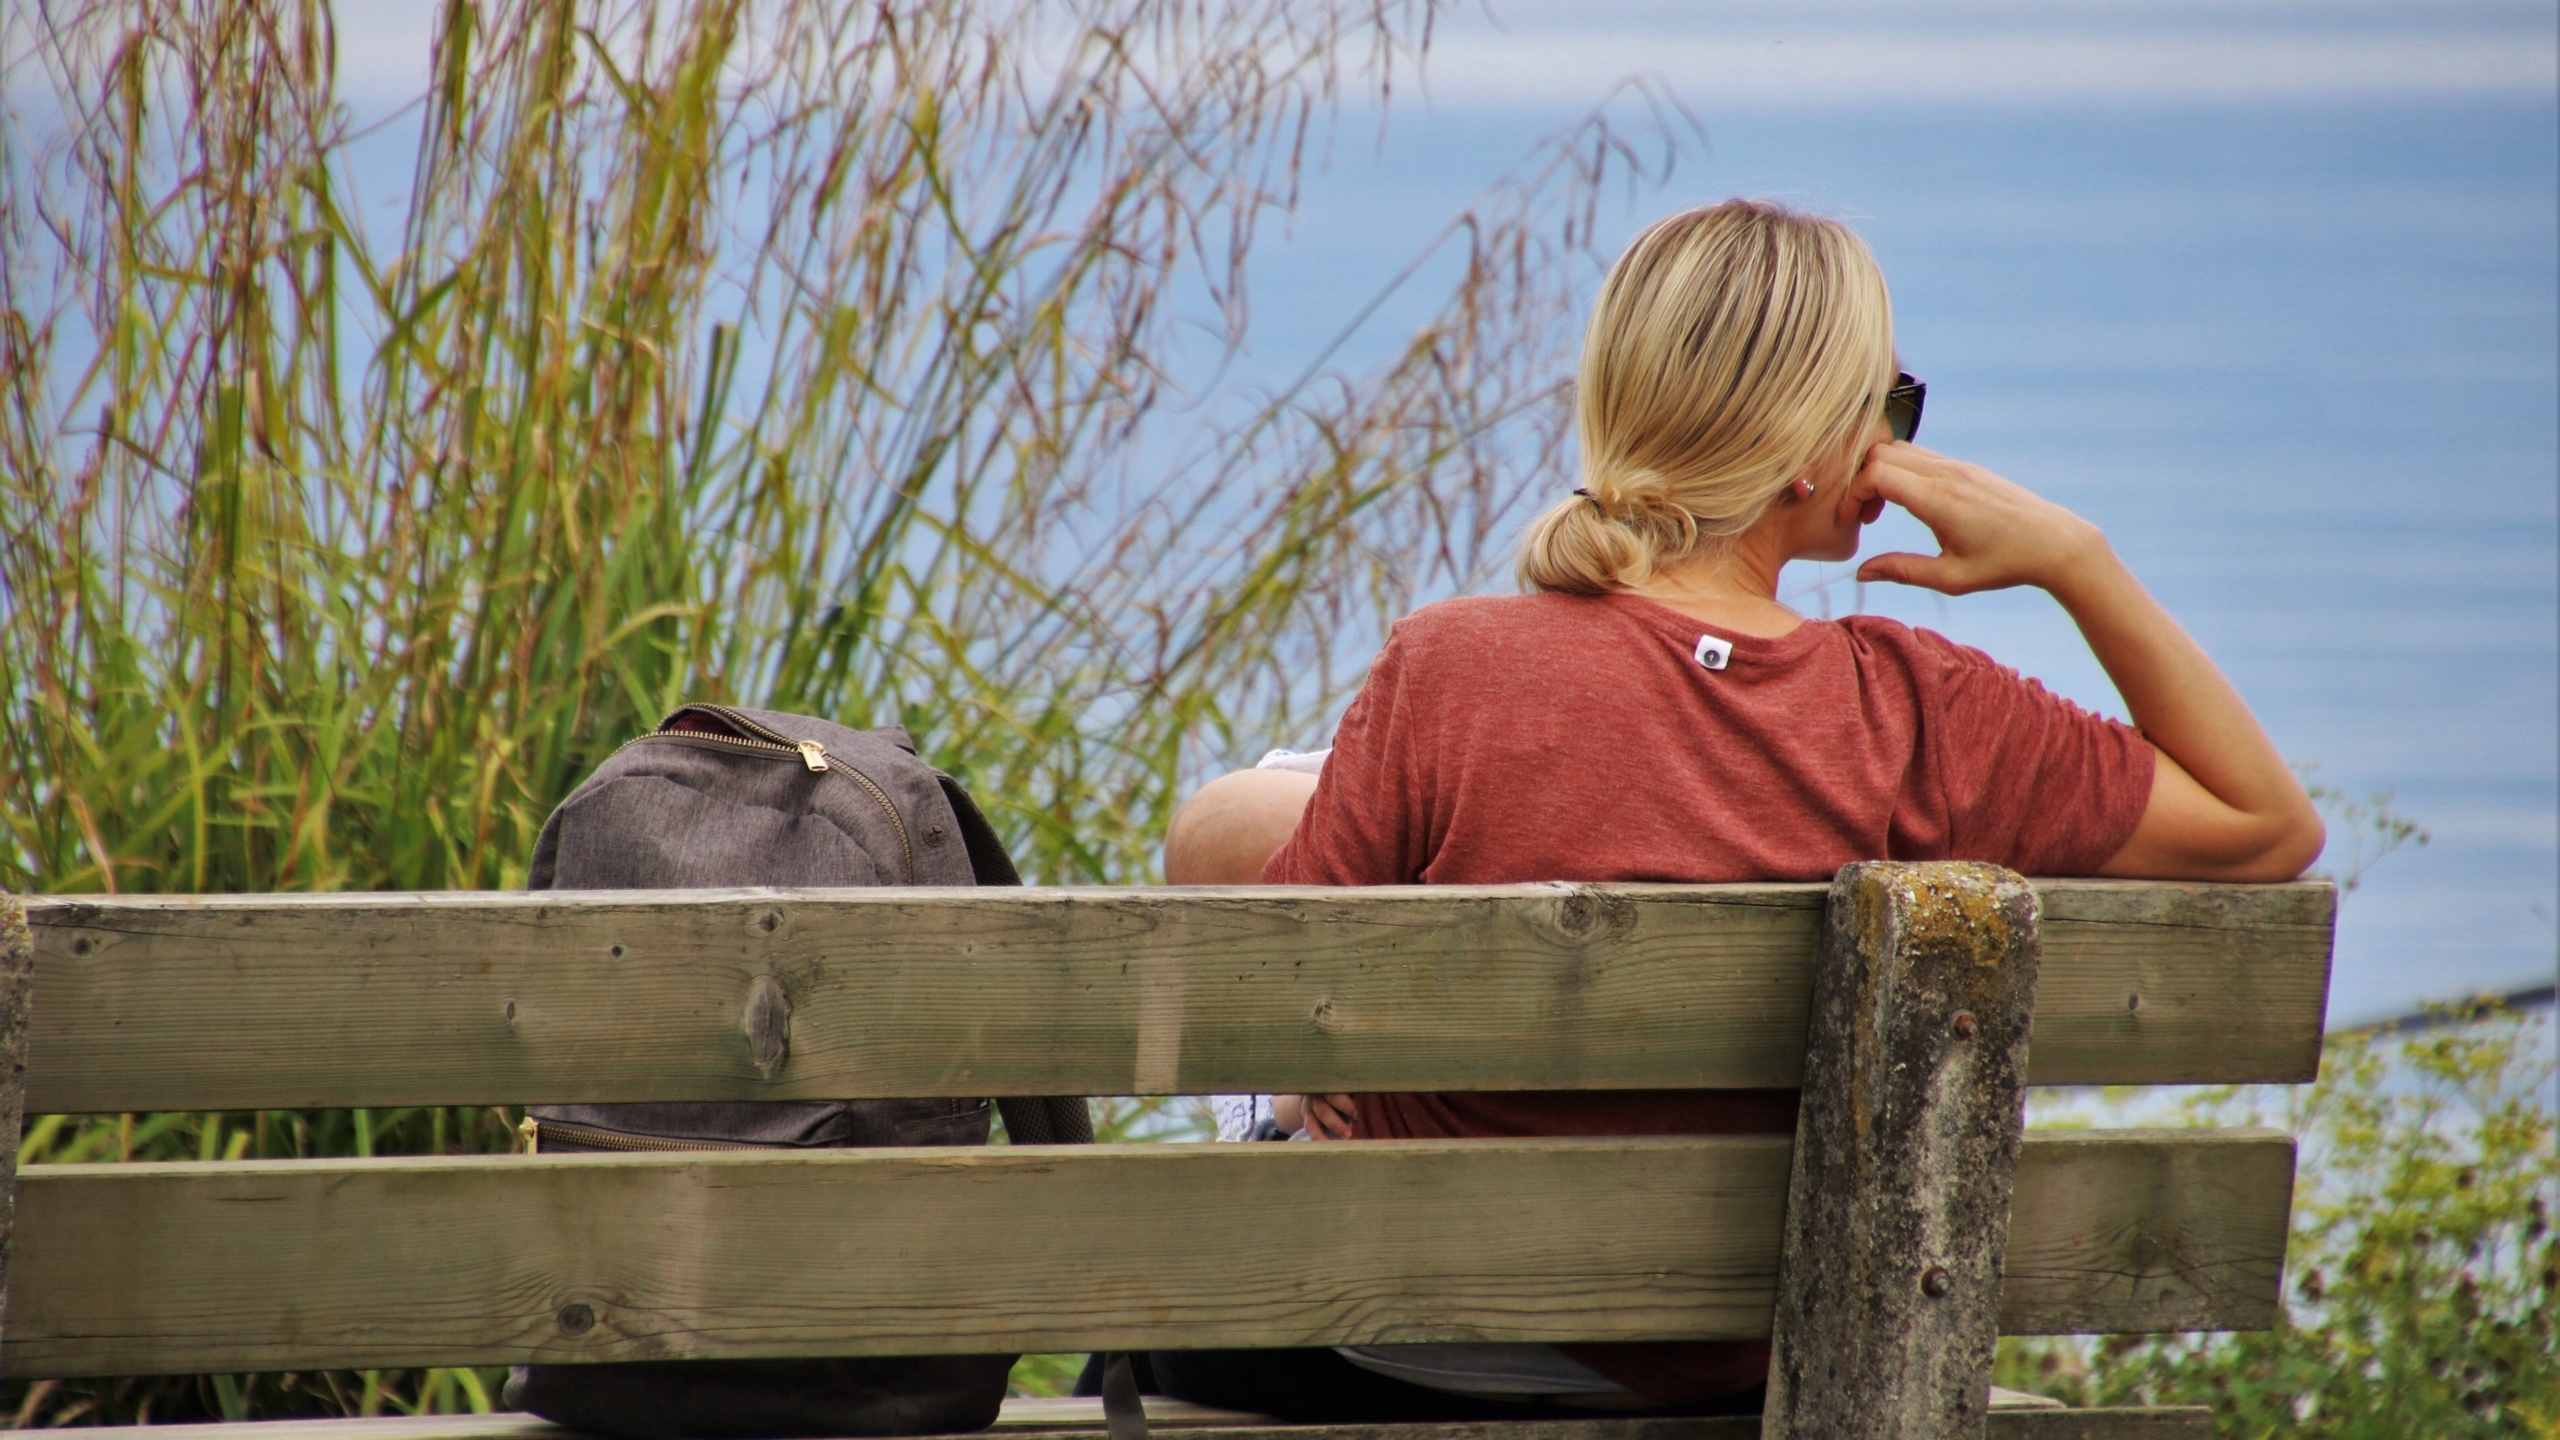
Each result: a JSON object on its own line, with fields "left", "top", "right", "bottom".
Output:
{"left": 0, "top": 897, "right": 31, "bottom": 1361}
{"left": 992, "top": 1394, "right": 2071, "bottom": 1428}
{"left": 1765, "top": 863, "right": 2041, "bottom": 1440}
{"left": 991, "top": 1413, "right": 2217, "bottom": 1440}
{"left": 981, "top": 1406, "right": 2213, "bottom": 1440}
{"left": 7, "top": 1129, "right": 2293, "bottom": 1378}
{"left": 1999, "top": 1128, "right": 2297, "bottom": 1335}
{"left": 22, "top": 881, "right": 2332, "bottom": 1112}
{"left": 997, "top": 1397, "right": 1286, "bottom": 1429}
{"left": 2026, "top": 881, "right": 2333, "bottom": 1085}
{"left": 22, "top": 1408, "right": 2216, "bottom": 1440}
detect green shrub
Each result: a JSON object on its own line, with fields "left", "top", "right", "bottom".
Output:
{"left": 1999, "top": 1008, "right": 2560, "bottom": 1438}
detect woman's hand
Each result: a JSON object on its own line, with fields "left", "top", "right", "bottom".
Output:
{"left": 1300, "top": 1094, "right": 1357, "bottom": 1140}
{"left": 1840, "top": 441, "right": 2106, "bottom": 596}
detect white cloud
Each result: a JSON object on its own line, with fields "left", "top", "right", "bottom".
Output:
{"left": 1418, "top": 0, "right": 2557, "bottom": 107}
{"left": 168, "top": 0, "right": 2560, "bottom": 113}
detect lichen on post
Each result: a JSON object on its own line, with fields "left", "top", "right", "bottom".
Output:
{"left": 1762, "top": 862, "right": 2042, "bottom": 1440}
{"left": 0, "top": 896, "right": 32, "bottom": 1358}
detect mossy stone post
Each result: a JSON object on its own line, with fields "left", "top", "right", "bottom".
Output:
{"left": 0, "top": 897, "right": 32, "bottom": 1367}
{"left": 1762, "top": 862, "right": 2041, "bottom": 1440}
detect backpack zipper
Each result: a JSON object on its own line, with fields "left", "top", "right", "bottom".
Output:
{"left": 621, "top": 704, "right": 916, "bottom": 882}
{"left": 518, "top": 1115, "right": 787, "bottom": 1155}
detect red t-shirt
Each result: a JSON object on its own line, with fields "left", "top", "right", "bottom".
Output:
{"left": 1261, "top": 591, "right": 2154, "bottom": 1400}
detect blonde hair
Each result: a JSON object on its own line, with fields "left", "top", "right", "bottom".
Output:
{"left": 1519, "top": 200, "right": 1895, "bottom": 594}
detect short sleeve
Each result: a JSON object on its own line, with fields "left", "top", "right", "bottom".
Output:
{"left": 1919, "top": 631, "right": 2156, "bottom": 875}
{"left": 1262, "top": 626, "right": 1430, "bottom": 885}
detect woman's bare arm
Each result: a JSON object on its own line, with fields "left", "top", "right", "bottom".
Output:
{"left": 1165, "top": 769, "right": 1330, "bottom": 1134}
{"left": 1844, "top": 442, "right": 2325, "bottom": 881}
{"left": 1163, "top": 768, "right": 1319, "bottom": 884}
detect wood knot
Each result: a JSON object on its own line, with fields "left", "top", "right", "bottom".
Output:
{"left": 744, "top": 972, "right": 792, "bottom": 1076}
{"left": 1556, "top": 892, "right": 1597, "bottom": 937}
{"left": 556, "top": 1302, "right": 596, "bottom": 1336}
{"left": 69, "top": 935, "right": 94, "bottom": 957}
{"left": 1530, "top": 885, "right": 1630, "bottom": 947}
{"left": 2128, "top": 1233, "right": 2164, "bottom": 1270}
{"left": 754, "top": 910, "right": 782, "bottom": 935}
{"left": 1310, "top": 996, "right": 1345, "bottom": 1034}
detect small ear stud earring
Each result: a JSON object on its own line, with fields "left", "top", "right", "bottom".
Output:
{"left": 1794, "top": 478, "right": 1818, "bottom": 502}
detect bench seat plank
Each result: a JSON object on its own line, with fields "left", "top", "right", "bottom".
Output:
{"left": 989, "top": 1395, "right": 2069, "bottom": 1425}
{"left": 24, "top": 881, "right": 2332, "bottom": 1113}
{"left": 26, "top": 1409, "right": 2213, "bottom": 1440}
{"left": 8, "top": 1130, "right": 2291, "bottom": 1378}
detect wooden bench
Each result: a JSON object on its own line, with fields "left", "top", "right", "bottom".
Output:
{"left": 0, "top": 861, "right": 2334, "bottom": 1440}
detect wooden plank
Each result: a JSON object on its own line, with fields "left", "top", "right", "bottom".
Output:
{"left": 1999, "top": 1129, "right": 2295, "bottom": 1335}
{"left": 28, "top": 1410, "right": 2215, "bottom": 1440}
{"left": 992, "top": 1392, "right": 2068, "bottom": 1428}
{"left": 51, "top": 1420, "right": 593, "bottom": 1440}
{"left": 1765, "top": 863, "right": 2041, "bottom": 1440}
{"left": 985, "top": 1409, "right": 2209, "bottom": 1439}
{"left": 22, "top": 881, "right": 2332, "bottom": 1113}
{"left": 2026, "top": 881, "right": 2333, "bottom": 1085}
{"left": 998, "top": 1397, "right": 1286, "bottom": 1429}
{"left": 0, "top": 897, "right": 30, "bottom": 1361}
{"left": 984, "top": 1394, "right": 2075, "bottom": 1427}
{"left": 998, "top": 1414, "right": 2217, "bottom": 1440}
{"left": 6, "top": 1129, "right": 2292, "bottom": 1378}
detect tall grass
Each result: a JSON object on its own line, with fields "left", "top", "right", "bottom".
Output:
{"left": 1, "top": 0, "right": 1682, "bottom": 1420}
{"left": 2, "top": 0, "right": 1678, "bottom": 900}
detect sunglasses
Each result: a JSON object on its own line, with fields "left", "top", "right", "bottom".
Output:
{"left": 1885, "top": 371, "right": 1926, "bottom": 443}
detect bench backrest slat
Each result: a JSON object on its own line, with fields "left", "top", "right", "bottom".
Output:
{"left": 6, "top": 1129, "right": 2293, "bottom": 1380}
{"left": 24, "top": 881, "right": 2333, "bottom": 1113}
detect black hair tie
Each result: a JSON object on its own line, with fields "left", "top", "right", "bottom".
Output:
{"left": 1572, "top": 487, "right": 1606, "bottom": 515}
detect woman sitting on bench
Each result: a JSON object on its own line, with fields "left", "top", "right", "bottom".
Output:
{"left": 1154, "top": 197, "right": 2324, "bottom": 1421}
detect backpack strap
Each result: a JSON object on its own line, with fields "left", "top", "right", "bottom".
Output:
{"left": 949, "top": 772, "right": 1092, "bottom": 1149}
{"left": 931, "top": 774, "right": 1125, "bottom": 1430}
{"left": 936, "top": 774, "right": 1022, "bottom": 887}
{"left": 1100, "top": 1351, "right": 1150, "bottom": 1440}
{"left": 995, "top": 1095, "right": 1094, "bottom": 1145}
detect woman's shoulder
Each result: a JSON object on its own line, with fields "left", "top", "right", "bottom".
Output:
{"left": 1387, "top": 592, "right": 1618, "bottom": 652}
{"left": 1363, "top": 594, "right": 1656, "bottom": 696}
{"left": 1833, "top": 612, "right": 1999, "bottom": 675}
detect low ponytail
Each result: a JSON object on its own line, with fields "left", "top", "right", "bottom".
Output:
{"left": 1515, "top": 475, "right": 1703, "bottom": 594}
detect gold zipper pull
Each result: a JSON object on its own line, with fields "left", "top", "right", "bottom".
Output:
{"left": 797, "top": 740, "right": 830, "bottom": 772}
{"left": 517, "top": 1115, "right": 540, "bottom": 1154}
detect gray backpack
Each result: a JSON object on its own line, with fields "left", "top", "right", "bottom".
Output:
{"left": 504, "top": 703, "right": 1090, "bottom": 1438}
